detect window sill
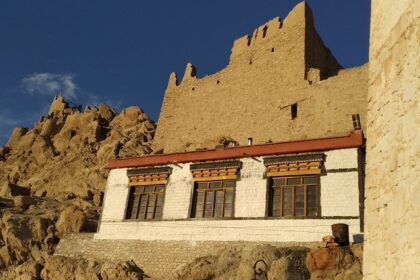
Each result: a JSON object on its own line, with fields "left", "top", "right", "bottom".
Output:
{"left": 121, "top": 216, "right": 359, "bottom": 223}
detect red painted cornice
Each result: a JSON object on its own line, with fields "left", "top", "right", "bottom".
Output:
{"left": 107, "top": 130, "right": 364, "bottom": 169}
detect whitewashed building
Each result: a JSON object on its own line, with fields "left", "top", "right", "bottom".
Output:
{"left": 95, "top": 129, "right": 365, "bottom": 243}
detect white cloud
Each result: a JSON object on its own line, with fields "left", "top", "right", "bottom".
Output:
{"left": 21, "top": 73, "right": 78, "bottom": 101}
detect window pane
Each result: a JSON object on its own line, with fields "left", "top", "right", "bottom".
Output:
{"left": 214, "top": 191, "right": 224, "bottom": 218}
{"left": 156, "top": 194, "right": 164, "bottom": 206}
{"left": 222, "top": 181, "right": 235, "bottom": 188}
{"left": 303, "top": 176, "right": 318, "bottom": 184}
{"left": 145, "top": 186, "right": 155, "bottom": 193}
{"left": 225, "top": 191, "right": 234, "bottom": 204}
{"left": 138, "top": 195, "right": 148, "bottom": 220}
{"left": 283, "top": 208, "right": 293, "bottom": 216}
{"left": 210, "top": 182, "right": 222, "bottom": 189}
{"left": 272, "top": 189, "right": 281, "bottom": 217}
{"left": 295, "top": 186, "right": 305, "bottom": 209}
{"left": 134, "top": 186, "right": 144, "bottom": 194}
{"left": 283, "top": 187, "right": 293, "bottom": 216}
{"left": 205, "top": 191, "right": 214, "bottom": 204}
{"left": 214, "top": 203, "right": 223, "bottom": 217}
{"left": 155, "top": 186, "right": 165, "bottom": 193}
{"left": 154, "top": 206, "right": 162, "bottom": 219}
{"left": 307, "top": 208, "right": 317, "bottom": 217}
{"left": 215, "top": 191, "right": 224, "bottom": 204}
{"left": 148, "top": 194, "right": 156, "bottom": 206}
{"left": 146, "top": 207, "right": 155, "bottom": 219}
{"left": 194, "top": 192, "right": 204, "bottom": 218}
{"left": 307, "top": 185, "right": 317, "bottom": 216}
{"left": 287, "top": 177, "right": 301, "bottom": 185}
{"left": 129, "top": 194, "right": 140, "bottom": 219}
{"left": 273, "top": 178, "right": 286, "bottom": 186}
{"left": 295, "top": 208, "right": 305, "bottom": 216}
{"left": 224, "top": 204, "right": 233, "bottom": 217}
{"left": 204, "top": 204, "right": 213, "bottom": 217}
{"left": 197, "top": 182, "right": 208, "bottom": 189}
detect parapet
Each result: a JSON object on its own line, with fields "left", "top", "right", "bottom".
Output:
{"left": 230, "top": 17, "right": 283, "bottom": 61}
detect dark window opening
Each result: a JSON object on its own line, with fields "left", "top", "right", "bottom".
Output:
{"left": 291, "top": 103, "right": 298, "bottom": 119}
{"left": 271, "top": 48, "right": 275, "bottom": 52}
{"left": 217, "top": 80, "right": 220, "bottom": 84}
{"left": 126, "top": 185, "right": 165, "bottom": 220}
{"left": 262, "top": 26, "right": 268, "bottom": 38}
{"left": 268, "top": 175, "right": 320, "bottom": 218}
{"left": 191, "top": 180, "right": 235, "bottom": 218}
{"left": 192, "top": 87, "right": 195, "bottom": 91}
{"left": 249, "top": 59, "right": 252, "bottom": 65}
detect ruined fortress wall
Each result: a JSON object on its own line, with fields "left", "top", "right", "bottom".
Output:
{"left": 153, "top": 2, "right": 368, "bottom": 153}
{"left": 364, "top": 0, "right": 420, "bottom": 279}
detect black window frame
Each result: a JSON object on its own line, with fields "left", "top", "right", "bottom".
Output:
{"left": 190, "top": 180, "right": 236, "bottom": 219}
{"left": 125, "top": 184, "right": 166, "bottom": 221}
{"left": 268, "top": 175, "right": 320, "bottom": 218}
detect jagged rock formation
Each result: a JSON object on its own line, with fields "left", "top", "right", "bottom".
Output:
{"left": 172, "top": 244, "right": 362, "bottom": 280}
{"left": 172, "top": 244, "right": 310, "bottom": 280}
{"left": 0, "top": 195, "right": 99, "bottom": 279}
{"left": 0, "top": 96, "right": 155, "bottom": 199}
{"left": 0, "top": 96, "right": 154, "bottom": 279}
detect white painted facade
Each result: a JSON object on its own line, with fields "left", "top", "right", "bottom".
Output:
{"left": 96, "top": 148, "right": 362, "bottom": 242}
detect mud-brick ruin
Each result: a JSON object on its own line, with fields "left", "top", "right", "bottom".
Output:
{"left": 154, "top": 2, "right": 367, "bottom": 153}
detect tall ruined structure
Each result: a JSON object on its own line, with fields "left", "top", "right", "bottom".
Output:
{"left": 364, "top": 0, "right": 420, "bottom": 278}
{"left": 154, "top": 2, "right": 368, "bottom": 153}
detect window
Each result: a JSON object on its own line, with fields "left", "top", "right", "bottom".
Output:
{"left": 269, "top": 175, "right": 319, "bottom": 217}
{"left": 262, "top": 25, "right": 268, "bottom": 38}
{"left": 191, "top": 180, "right": 235, "bottom": 218}
{"left": 291, "top": 103, "right": 298, "bottom": 119}
{"left": 126, "top": 185, "right": 165, "bottom": 220}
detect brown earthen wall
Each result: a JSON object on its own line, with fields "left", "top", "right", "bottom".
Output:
{"left": 153, "top": 2, "right": 368, "bottom": 153}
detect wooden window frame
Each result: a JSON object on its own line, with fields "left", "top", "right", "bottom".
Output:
{"left": 268, "top": 175, "right": 320, "bottom": 218}
{"left": 125, "top": 184, "right": 166, "bottom": 221}
{"left": 190, "top": 180, "right": 236, "bottom": 219}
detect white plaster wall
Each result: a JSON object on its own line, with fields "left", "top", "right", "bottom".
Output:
{"left": 96, "top": 218, "right": 361, "bottom": 242}
{"left": 100, "top": 168, "right": 130, "bottom": 222}
{"left": 324, "top": 148, "right": 358, "bottom": 170}
{"left": 98, "top": 148, "right": 362, "bottom": 241}
{"left": 162, "top": 163, "right": 193, "bottom": 219}
{"left": 235, "top": 157, "right": 267, "bottom": 217}
{"left": 364, "top": 1, "right": 420, "bottom": 278}
{"left": 321, "top": 172, "right": 359, "bottom": 217}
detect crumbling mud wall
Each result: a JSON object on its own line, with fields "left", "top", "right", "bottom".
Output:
{"left": 364, "top": 0, "right": 420, "bottom": 278}
{"left": 154, "top": 2, "right": 368, "bottom": 153}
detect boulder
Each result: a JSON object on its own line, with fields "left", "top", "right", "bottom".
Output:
{"left": 55, "top": 206, "right": 87, "bottom": 237}
{"left": 14, "top": 260, "right": 42, "bottom": 280}
{"left": 0, "top": 146, "right": 11, "bottom": 161}
{"left": 14, "top": 196, "right": 36, "bottom": 210}
{"left": 7, "top": 127, "right": 28, "bottom": 149}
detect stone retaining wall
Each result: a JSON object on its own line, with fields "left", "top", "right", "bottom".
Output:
{"left": 54, "top": 234, "right": 315, "bottom": 279}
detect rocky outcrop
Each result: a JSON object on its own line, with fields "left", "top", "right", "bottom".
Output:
{"left": 0, "top": 96, "right": 155, "bottom": 278}
{"left": 173, "top": 245, "right": 310, "bottom": 280}
{"left": 306, "top": 244, "right": 363, "bottom": 279}
{"left": 0, "top": 195, "right": 100, "bottom": 279}
{"left": 55, "top": 206, "right": 87, "bottom": 238}
{"left": 0, "top": 96, "right": 155, "bottom": 199}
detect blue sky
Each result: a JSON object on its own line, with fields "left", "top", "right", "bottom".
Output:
{"left": 0, "top": 0, "right": 370, "bottom": 146}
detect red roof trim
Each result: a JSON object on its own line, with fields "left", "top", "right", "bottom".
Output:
{"left": 107, "top": 130, "right": 364, "bottom": 169}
